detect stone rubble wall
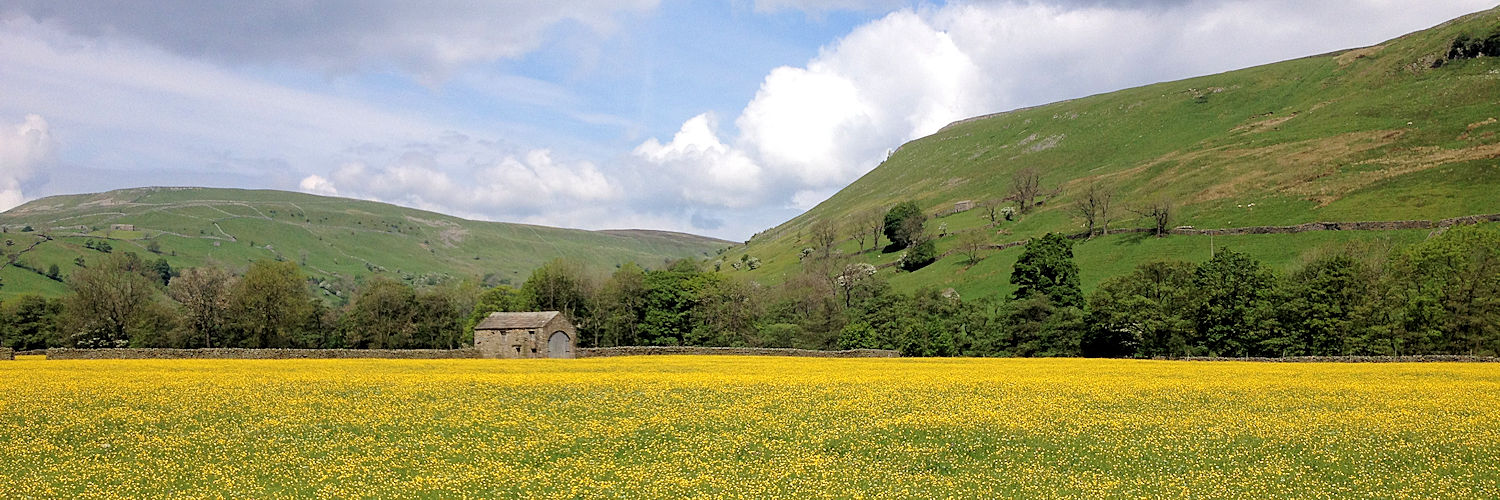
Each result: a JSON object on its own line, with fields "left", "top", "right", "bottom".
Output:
{"left": 45, "top": 348, "right": 481, "bottom": 360}
{"left": 1168, "top": 220, "right": 1438, "bottom": 236}
{"left": 1177, "top": 355, "right": 1498, "bottom": 363}
{"left": 578, "top": 346, "right": 901, "bottom": 358}
{"left": 0, "top": 348, "right": 12, "bottom": 361}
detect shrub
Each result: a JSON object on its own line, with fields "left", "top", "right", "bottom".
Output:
{"left": 900, "top": 239, "right": 937, "bottom": 271}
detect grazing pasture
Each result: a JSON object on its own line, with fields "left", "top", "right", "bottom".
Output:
{"left": 2, "top": 356, "right": 1497, "bottom": 498}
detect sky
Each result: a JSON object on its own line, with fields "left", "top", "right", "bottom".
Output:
{"left": 0, "top": 0, "right": 1494, "bottom": 240}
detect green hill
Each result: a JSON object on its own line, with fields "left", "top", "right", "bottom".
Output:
{"left": 0, "top": 187, "right": 730, "bottom": 300}
{"left": 726, "top": 6, "right": 1500, "bottom": 300}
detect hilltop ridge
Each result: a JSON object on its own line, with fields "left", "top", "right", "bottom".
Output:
{"left": 0, "top": 187, "right": 729, "bottom": 299}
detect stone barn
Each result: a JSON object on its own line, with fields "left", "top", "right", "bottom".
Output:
{"left": 473, "top": 311, "right": 577, "bottom": 359}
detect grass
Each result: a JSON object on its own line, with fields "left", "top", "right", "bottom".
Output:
{"left": 1, "top": 356, "right": 1497, "bottom": 498}
{"left": 0, "top": 187, "right": 732, "bottom": 299}
{"left": 722, "top": 6, "right": 1500, "bottom": 293}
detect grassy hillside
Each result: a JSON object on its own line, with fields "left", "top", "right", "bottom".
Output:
{"left": 725, "top": 6, "right": 1500, "bottom": 300}
{"left": 0, "top": 187, "right": 730, "bottom": 299}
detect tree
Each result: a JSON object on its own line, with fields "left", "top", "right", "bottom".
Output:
{"left": 882, "top": 202, "right": 926, "bottom": 250}
{"left": 1010, "top": 233, "right": 1083, "bottom": 309}
{"left": 45, "top": 263, "right": 60, "bottom": 281}
{"left": 859, "top": 208, "right": 885, "bottom": 253}
{"left": 691, "top": 276, "right": 760, "bottom": 347}
{"left": 834, "top": 263, "right": 880, "bottom": 309}
{"left": 146, "top": 239, "right": 162, "bottom": 254}
{"left": 151, "top": 258, "right": 173, "bottom": 286}
{"left": 521, "top": 258, "right": 594, "bottom": 334}
{"left": 1193, "top": 249, "right": 1276, "bottom": 357}
{"left": 997, "top": 294, "right": 1084, "bottom": 357}
{"left": 638, "top": 266, "right": 721, "bottom": 346}
{"left": 1, "top": 294, "right": 63, "bottom": 350}
{"left": 958, "top": 230, "right": 988, "bottom": 266}
{"left": 809, "top": 218, "right": 839, "bottom": 260}
{"left": 466, "top": 284, "right": 524, "bottom": 337}
{"left": 849, "top": 216, "right": 871, "bottom": 253}
{"left": 345, "top": 276, "right": 415, "bottom": 349}
{"left": 1010, "top": 167, "right": 1042, "bottom": 213}
{"left": 1084, "top": 260, "right": 1197, "bottom": 358}
{"left": 62, "top": 253, "right": 167, "bottom": 347}
{"left": 1268, "top": 255, "right": 1372, "bottom": 356}
{"left": 230, "top": 260, "right": 314, "bottom": 348}
{"left": 1074, "top": 183, "right": 1114, "bottom": 238}
{"left": 978, "top": 198, "right": 1004, "bottom": 224}
{"left": 596, "top": 263, "right": 647, "bottom": 347}
{"left": 168, "top": 265, "right": 238, "bottom": 348}
{"left": 1384, "top": 225, "right": 1500, "bottom": 355}
{"left": 412, "top": 281, "right": 478, "bottom": 349}
{"left": 900, "top": 238, "right": 937, "bottom": 271}
{"left": 1130, "top": 197, "right": 1173, "bottom": 237}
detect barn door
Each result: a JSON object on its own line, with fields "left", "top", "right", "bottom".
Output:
{"left": 547, "top": 331, "right": 571, "bottom": 358}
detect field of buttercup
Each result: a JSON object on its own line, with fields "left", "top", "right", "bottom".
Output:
{"left": 2, "top": 356, "right": 1498, "bottom": 498}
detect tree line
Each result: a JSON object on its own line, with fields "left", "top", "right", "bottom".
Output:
{"left": 3, "top": 217, "right": 1496, "bottom": 357}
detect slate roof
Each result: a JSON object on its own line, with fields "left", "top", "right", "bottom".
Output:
{"left": 475, "top": 311, "right": 562, "bottom": 330}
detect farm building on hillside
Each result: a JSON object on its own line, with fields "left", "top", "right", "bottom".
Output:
{"left": 110, "top": 224, "right": 135, "bottom": 231}
{"left": 474, "top": 311, "right": 576, "bottom": 359}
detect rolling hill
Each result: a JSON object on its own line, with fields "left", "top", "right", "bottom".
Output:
{"left": 724, "top": 6, "right": 1500, "bottom": 300}
{"left": 0, "top": 187, "right": 730, "bottom": 299}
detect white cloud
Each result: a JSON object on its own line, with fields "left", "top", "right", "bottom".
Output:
{"left": 304, "top": 147, "right": 621, "bottom": 224}
{"left": 739, "top": 9, "right": 985, "bottom": 186}
{"left": 0, "top": 114, "right": 55, "bottom": 211}
{"left": 634, "top": 113, "right": 765, "bottom": 207}
{"left": 298, "top": 175, "right": 339, "bottom": 197}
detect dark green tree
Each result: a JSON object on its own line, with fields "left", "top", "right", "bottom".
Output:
{"left": 230, "top": 260, "right": 314, "bottom": 348}
{"left": 344, "top": 276, "right": 415, "bottom": 348}
{"left": 466, "top": 284, "right": 525, "bottom": 335}
{"left": 411, "top": 281, "right": 478, "bottom": 349}
{"left": 1084, "top": 260, "right": 1197, "bottom": 358}
{"left": 1010, "top": 233, "right": 1083, "bottom": 309}
{"left": 882, "top": 201, "right": 926, "bottom": 250}
{"left": 1269, "top": 255, "right": 1372, "bottom": 356}
{"left": 1384, "top": 225, "right": 1500, "bottom": 355}
{"left": 901, "top": 238, "right": 937, "bottom": 271}
{"left": 638, "top": 266, "right": 720, "bottom": 346}
{"left": 151, "top": 258, "right": 173, "bottom": 286}
{"left": 595, "top": 263, "right": 647, "bottom": 347}
{"left": 1, "top": 294, "right": 63, "bottom": 350}
{"left": 1192, "top": 249, "right": 1276, "bottom": 357}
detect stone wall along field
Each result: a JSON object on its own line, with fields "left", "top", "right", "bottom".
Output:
{"left": 0, "top": 348, "right": 12, "bottom": 361}
{"left": 1178, "top": 355, "right": 1499, "bottom": 363}
{"left": 579, "top": 346, "right": 900, "bottom": 358}
{"left": 45, "top": 348, "right": 480, "bottom": 360}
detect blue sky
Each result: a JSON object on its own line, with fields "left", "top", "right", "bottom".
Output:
{"left": 0, "top": 0, "right": 1494, "bottom": 239}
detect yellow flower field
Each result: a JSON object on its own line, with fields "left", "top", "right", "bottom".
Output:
{"left": 1, "top": 356, "right": 1498, "bottom": 499}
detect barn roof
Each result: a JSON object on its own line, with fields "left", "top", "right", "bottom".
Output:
{"left": 475, "top": 311, "right": 562, "bottom": 330}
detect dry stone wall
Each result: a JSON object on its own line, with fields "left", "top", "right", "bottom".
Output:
{"left": 46, "top": 348, "right": 481, "bottom": 360}
{"left": 1178, "top": 355, "right": 1498, "bottom": 363}
{"left": 579, "top": 346, "right": 900, "bottom": 358}
{"left": 0, "top": 348, "right": 12, "bottom": 361}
